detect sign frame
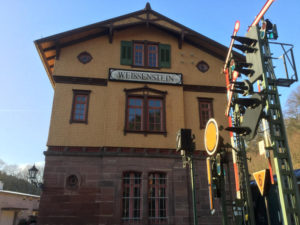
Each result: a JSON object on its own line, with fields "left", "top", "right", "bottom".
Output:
{"left": 204, "top": 118, "right": 219, "bottom": 156}
{"left": 109, "top": 68, "right": 183, "bottom": 85}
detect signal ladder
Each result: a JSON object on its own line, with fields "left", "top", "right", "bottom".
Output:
{"left": 260, "top": 39, "right": 300, "bottom": 225}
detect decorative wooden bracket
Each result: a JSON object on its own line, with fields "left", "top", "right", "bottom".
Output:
{"left": 178, "top": 31, "right": 184, "bottom": 49}
{"left": 46, "top": 55, "right": 56, "bottom": 60}
{"left": 146, "top": 11, "right": 150, "bottom": 28}
{"left": 109, "top": 24, "right": 113, "bottom": 43}
{"left": 55, "top": 43, "right": 61, "bottom": 60}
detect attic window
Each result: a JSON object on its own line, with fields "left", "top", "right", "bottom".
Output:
{"left": 196, "top": 61, "right": 209, "bottom": 73}
{"left": 120, "top": 41, "right": 171, "bottom": 68}
{"left": 78, "top": 52, "right": 92, "bottom": 64}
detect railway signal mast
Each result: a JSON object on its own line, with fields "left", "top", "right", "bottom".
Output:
{"left": 224, "top": 0, "right": 300, "bottom": 224}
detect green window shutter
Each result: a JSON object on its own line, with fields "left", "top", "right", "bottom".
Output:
{"left": 159, "top": 44, "right": 171, "bottom": 68}
{"left": 120, "top": 41, "right": 133, "bottom": 65}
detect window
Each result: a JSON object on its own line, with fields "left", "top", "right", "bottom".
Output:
{"left": 127, "top": 97, "right": 163, "bottom": 132}
{"left": 134, "top": 43, "right": 145, "bottom": 66}
{"left": 148, "top": 172, "right": 167, "bottom": 223}
{"left": 198, "top": 98, "right": 213, "bottom": 129}
{"left": 77, "top": 51, "right": 92, "bottom": 64}
{"left": 148, "top": 99, "right": 163, "bottom": 131}
{"left": 66, "top": 174, "right": 79, "bottom": 190}
{"left": 122, "top": 172, "right": 142, "bottom": 224}
{"left": 127, "top": 98, "right": 143, "bottom": 131}
{"left": 124, "top": 86, "right": 167, "bottom": 134}
{"left": 196, "top": 60, "right": 209, "bottom": 73}
{"left": 133, "top": 42, "right": 157, "bottom": 67}
{"left": 147, "top": 45, "right": 158, "bottom": 67}
{"left": 70, "top": 90, "right": 91, "bottom": 123}
{"left": 121, "top": 41, "right": 170, "bottom": 68}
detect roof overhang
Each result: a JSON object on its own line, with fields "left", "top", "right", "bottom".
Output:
{"left": 35, "top": 3, "right": 244, "bottom": 88}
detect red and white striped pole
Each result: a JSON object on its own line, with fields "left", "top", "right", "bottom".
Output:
{"left": 225, "top": 68, "right": 241, "bottom": 199}
{"left": 248, "top": 0, "right": 275, "bottom": 31}
{"left": 223, "top": 20, "right": 243, "bottom": 199}
{"left": 228, "top": 116, "right": 241, "bottom": 199}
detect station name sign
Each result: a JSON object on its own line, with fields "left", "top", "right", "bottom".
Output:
{"left": 109, "top": 68, "right": 182, "bottom": 85}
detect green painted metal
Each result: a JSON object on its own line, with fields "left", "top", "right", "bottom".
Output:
{"left": 120, "top": 41, "right": 132, "bottom": 65}
{"left": 225, "top": 60, "right": 257, "bottom": 225}
{"left": 254, "top": 22, "right": 300, "bottom": 225}
{"left": 189, "top": 156, "right": 198, "bottom": 225}
{"left": 159, "top": 44, "right": 171, "bottom": 68}
{"left": 219, "top": 154, "right": 229, "bottom": 225}
{"left": 231, "top": 99, "right": 257, "bottom": 225}
{"left": 177, "top": 133, "right": 198, "bottom": 225}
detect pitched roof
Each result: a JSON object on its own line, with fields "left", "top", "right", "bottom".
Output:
{"left": 35, "top": 3, "right": 243, "bottom": 87}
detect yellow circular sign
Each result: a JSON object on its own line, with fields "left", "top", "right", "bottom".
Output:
{"left": 204, "top": 118, "right": 219, "bottom": 156}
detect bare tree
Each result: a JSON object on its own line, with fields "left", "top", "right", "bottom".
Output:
{"left": 0, "top": 159, "right": 44, "bottom": 183}
{"left": 0, "top": 159, "right": 5, "bottom": 170}
{"left": 283, "top": 86, "right": 300, "bottom": 169}
{"left": 284, "top": 85, "right": 300, "bottom": 132}
{"left": 285, "top": 85, "right": 300, "bottom": 119}
{"left": 2, "top": 164, "right": 19, "bottom": 176}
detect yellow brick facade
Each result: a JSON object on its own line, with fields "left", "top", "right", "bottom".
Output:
{"left": 47, "top": 25, "right": 229, "bottom": 150}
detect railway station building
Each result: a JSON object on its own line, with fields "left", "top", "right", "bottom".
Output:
{"left": 35, "top": 3, "right": 234, "bottom": 225}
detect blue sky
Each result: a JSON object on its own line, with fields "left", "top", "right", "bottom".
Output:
{"left": 0, "top": 0, "right": 299, "bottom": 166}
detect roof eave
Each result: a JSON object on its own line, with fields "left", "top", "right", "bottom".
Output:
{"left": 34, "top": 8, "right": 146, "bottom": 44}
{"left": 34, "top": 41, "right": 55, "bottom": 88}
{"left": 35, "top": 4, "right": 245, "bottom": 86}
